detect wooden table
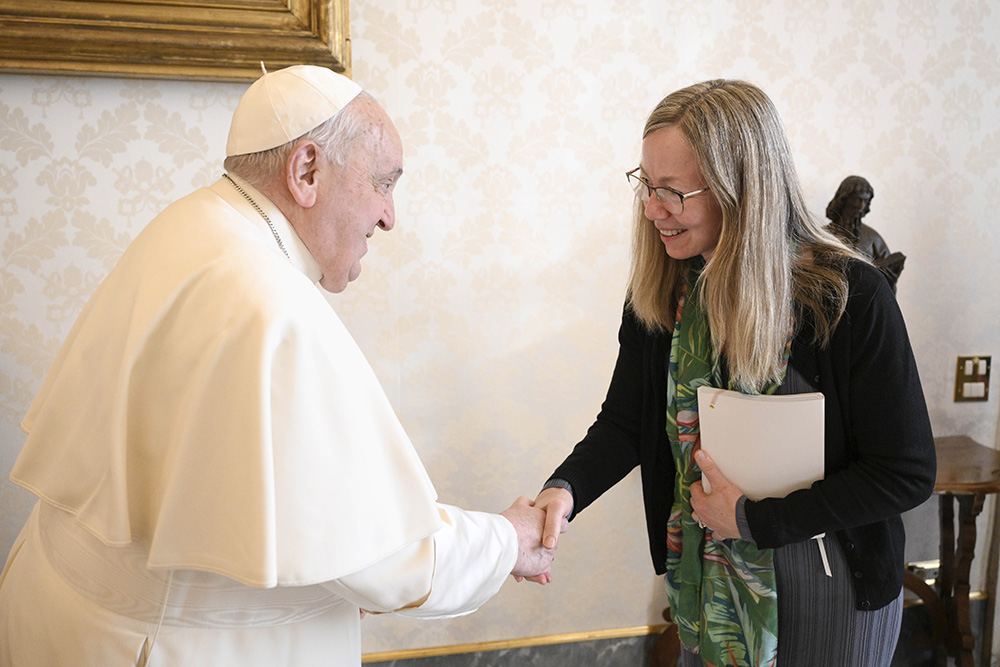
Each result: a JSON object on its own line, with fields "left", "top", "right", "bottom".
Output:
{"left": 903, "top": 435, "right": 1000, "bottom": 667}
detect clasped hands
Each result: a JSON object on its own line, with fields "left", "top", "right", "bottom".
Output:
{"left": 503, "top": 449, "right": 742, "bottom": 586}
{"left": 499, "top": 488, "right": 571, "bottom": 585}
{"left": 502, "top": 451, "right": 741, "bottom": 585}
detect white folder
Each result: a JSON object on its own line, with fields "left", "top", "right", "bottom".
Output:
{"left": 696, "top": 385, "right": 825, "bottom": 500}
{"left": 696, "top": 386, "right": 831, "bottom": 575}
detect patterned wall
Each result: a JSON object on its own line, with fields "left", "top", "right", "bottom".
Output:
{"left": 1, "top": 0, "right": 998, "bottom": 656}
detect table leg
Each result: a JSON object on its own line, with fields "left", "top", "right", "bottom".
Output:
{"left": 940, "top": 495, "right": 955, "bottom": 609}
{"left": 902, "top": 569, "right": 948, "bottom": 666}
{"left": 950, "top": 492, "right": 985, "bottom": 667}
{"left": 983, "top": 494, "right": 999, "bottom": 667}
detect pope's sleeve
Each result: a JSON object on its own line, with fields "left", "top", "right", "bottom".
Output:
{"left": 319, "top": 504, "right": 517, "bottom": 618}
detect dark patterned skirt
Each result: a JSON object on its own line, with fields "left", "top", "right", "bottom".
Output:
{"left": 678, "top": 535, "right": 902, "bottom": 666}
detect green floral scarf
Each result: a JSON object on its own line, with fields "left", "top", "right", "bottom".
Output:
{"left": 663, "top": 265, "right": 789, "bottom": 667}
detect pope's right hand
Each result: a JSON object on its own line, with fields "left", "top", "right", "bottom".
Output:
{"left": 500, "top": 496, "right": 555, "bottom": 584}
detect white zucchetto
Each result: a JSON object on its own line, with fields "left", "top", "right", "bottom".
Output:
{"left": 226, "top": 64, "right": 363, "bottom": 157}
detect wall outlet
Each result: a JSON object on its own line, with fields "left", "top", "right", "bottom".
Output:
{"left": 954, "top": 355, "right": 990, "bottom": 402}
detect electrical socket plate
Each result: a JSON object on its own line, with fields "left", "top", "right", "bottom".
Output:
{"left": 954, "top": 355, "right": 990, "bottom": 402}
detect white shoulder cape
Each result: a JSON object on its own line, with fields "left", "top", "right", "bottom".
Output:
{"left": 12, "top": 179, "right": 442, "bottom": 588}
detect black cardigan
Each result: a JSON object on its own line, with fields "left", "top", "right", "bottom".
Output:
{"left": 549, "top": 260, "right": 936, "bottom": 611}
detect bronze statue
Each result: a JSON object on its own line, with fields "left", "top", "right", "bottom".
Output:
{"left": 826, "top": 175, "right": 905, "bottom": 293}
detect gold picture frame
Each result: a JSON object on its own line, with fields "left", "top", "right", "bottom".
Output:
{"left": 0, "top": 0, "right": 350, "bottom": 82}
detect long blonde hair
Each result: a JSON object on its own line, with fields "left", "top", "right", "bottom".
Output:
{"left": 626, "top": 80, "right": 860, "bottom": 389}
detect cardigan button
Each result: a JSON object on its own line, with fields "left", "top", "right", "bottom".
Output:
{"left": 845, "top": 542, "right": 855, "bottom": 551}
{"left": 854, "top": 571, "right": 864, "bottom": 579}
{"left": 861, "top": 600, "right": 871, "bottom": 610}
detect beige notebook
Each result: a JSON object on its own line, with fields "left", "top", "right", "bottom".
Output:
{"left": 696, "top": 386, "right": 825, "bottom": 500}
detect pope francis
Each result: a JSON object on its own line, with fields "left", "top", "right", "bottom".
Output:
{"left": 0, "top": 65, "right": 554, "bottom": 666}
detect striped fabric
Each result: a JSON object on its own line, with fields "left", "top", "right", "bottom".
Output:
{"left": 678, "top": 536, "right": 902, "bottom": 666}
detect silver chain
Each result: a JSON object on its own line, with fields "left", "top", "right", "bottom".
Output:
{"left": 222, "top": 173, "right": 290, "bottom": 259}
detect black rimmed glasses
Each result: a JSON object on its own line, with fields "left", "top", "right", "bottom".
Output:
{"left": 626, "top": 167, "right": 709, "bottom": 215}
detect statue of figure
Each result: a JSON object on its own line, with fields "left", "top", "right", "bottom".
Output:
{"left": 826, "top": 175, "right": 905, "bottom": 293}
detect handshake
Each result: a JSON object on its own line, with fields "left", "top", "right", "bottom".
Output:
{"left": 499, "top": 486, "right": 574, "bottom": 585}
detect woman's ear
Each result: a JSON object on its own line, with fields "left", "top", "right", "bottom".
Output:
{"left": 286, "top": 140, "right": 320, "bottom": 208}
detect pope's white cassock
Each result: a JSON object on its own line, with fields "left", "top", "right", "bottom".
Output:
{"left": 0, "top": 173, "right": 517, "bottom": 666}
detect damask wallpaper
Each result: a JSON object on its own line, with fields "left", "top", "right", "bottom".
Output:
{"left": 1, "top": 0, "right": 998, "bottom": 657}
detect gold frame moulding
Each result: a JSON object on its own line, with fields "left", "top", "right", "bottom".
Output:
{"left": 0, "top": 0, "right": 350, "bottom": 82}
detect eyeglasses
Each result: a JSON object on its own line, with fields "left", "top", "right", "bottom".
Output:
{"left": 626, "top": 167, "right": 709, "bottom": 215}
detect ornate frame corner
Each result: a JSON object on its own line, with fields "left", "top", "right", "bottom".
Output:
{"left": 0, "top": 0, "right": 350, "bottom": 82}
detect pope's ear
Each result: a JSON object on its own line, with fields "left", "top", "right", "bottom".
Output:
{"left": 286, "top": 140, "right": 320, "bottom": 208}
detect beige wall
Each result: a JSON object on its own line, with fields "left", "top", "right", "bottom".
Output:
{"left": 1, "top": 0, "right": 998, "bottom": 657}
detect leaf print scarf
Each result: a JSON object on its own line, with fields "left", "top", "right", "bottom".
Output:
{"left": 663, "top": 264, "right": 789, "bottom": 667}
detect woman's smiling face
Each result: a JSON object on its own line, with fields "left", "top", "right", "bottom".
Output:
{"left": 639, "top": 125, "right": 724, "bottom": 262}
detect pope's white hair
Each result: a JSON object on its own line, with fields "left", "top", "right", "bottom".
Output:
{"left": 224, "top": 91, "right": 376, "bottom": 184}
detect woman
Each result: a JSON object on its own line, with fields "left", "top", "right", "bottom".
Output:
{"left": 534, "top": 80, "right": 935, "bottom": 666}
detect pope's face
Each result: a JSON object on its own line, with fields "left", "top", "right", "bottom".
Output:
{"left": 640, "top": 125, "right": 724, "bottom": 262}
{"left": 308, "top": 101, "right": 404, "bottom": 293}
